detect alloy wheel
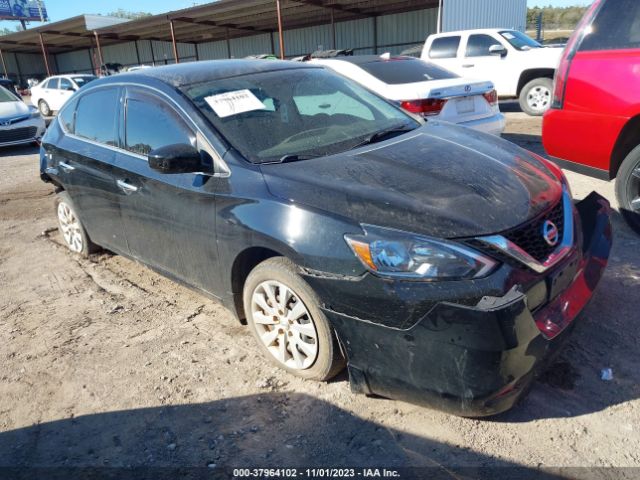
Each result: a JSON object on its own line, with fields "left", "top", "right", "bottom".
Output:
{"left": 57, "top": 202, "right": 83, "bottom": 253}
{"left": 527, "top": 85, "right": 551, "bottom": 113}
{"left": 251, "top": 280, "right": 318, "bottom": 370}
{"left": 629, "top": 165, "right": 640, "bottom": 212}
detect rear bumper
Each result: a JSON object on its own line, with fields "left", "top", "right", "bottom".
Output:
{"left": 457, "top": 112, "right": 506, "bottom": 136}
{"left": 313, "top": 192, "right": 612, "bottom": 416}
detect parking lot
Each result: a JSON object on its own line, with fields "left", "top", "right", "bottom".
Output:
{"left": 1, "top": 109, "right": 639, "bottom": 475}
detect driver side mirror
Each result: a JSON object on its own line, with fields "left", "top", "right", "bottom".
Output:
{"left": 489, "top": 44, "right": 508, "bottom": 57}
{"left": 148, "top": 143, "right": 204, "bottom": 174}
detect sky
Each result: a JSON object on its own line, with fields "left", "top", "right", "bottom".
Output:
{"left": 0, "top": 0, "right": 594, "bottom": 31}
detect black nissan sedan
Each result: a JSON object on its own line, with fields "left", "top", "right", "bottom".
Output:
{"left": 40, "top": 60, "right": 612, "bottom": 416}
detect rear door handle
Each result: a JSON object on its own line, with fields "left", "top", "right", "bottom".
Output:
{"left": 117, "top": 179, "right": 139, "bottom": 193}
{"left": 462, "top": 64, "right": 474, "bottom": 68}
{"left": 58, "top": 161, "right": 75, "bottom": 172}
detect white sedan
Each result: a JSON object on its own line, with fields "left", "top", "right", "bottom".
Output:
{"left": 0, "top": 86, "right": 45, "bottom": 147}
{"left": 30, "top": 74, "right": 97, "bottom": 116}
{"left": 310, "top": 54, "right": 505, "bottom": 135}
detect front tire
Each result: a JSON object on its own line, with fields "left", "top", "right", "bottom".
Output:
{"left": 519, "top": 78, "right": 553, "bottom": 116}
{"left": 38, "top": 99, "right": 51, "bottom": 116}
{"left": 55, "top": 191, "right": 98, "bottom": 257}
{"left": 243, "top": 257, "right": 345, "bottom": 381}
{"left": 615, "top": 145, "right": 640, "bottom": 234}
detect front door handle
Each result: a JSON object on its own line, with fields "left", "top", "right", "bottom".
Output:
{"left": 117, "top": 179, "right": 139, "bottom": 193}
{"left": 462, "top": 64, "right": 474, "bottom": 68}
{"left": 58, "top": 161, "right": 75, "bottom": 172}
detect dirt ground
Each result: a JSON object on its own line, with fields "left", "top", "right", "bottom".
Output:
{"left": 1, "top": 110, "right": 639, "bottom": 479}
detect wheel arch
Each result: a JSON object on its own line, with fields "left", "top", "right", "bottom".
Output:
{"left": 230, "top": 246, "right": 285, "bottom": 323}
{"left": 610, "top": 114, "right": 640, "bottom": 179}
{"left": 517, "top": 68, "right": 555, "bottom": 96}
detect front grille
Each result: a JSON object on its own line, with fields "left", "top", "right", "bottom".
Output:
{"left": 504, "top": 201, "right": 564, "bottom": 262}
{"left": 0, "top": 126, "right": 37, "bottom": 143}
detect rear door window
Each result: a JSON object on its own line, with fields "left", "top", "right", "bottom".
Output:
{"left": 358, "top": 59, "right": 458, "bottom": 84}
{"left": 74, "top": 88, "right": 119, "bottom": 146}
{"left": 58, "top": 97, "right": 79, "bottom": 133}
{"left": 125, "top": 94, "right": 195, "bottom": 156}
{"left": 465, "top": 34, "right": 504, "bottom": 57}
{"left": 429, "top": 36, "right": 461, "bottom": 59}
{"left": 45, "top": 78, "right": 58, "bottom": 89}
{"left": 580, "top": 0, "right": 640, "bottom": 51}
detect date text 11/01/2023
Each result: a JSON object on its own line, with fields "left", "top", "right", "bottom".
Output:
{"left": 233, "top": 468, "right": 401, "bottom": 478}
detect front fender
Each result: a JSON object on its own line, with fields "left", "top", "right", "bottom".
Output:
{"left": 214, "top": 162, "right": 367, "bottom": 304}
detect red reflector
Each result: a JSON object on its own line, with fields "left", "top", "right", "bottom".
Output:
{"left": 400, "top": 98, "right": 447, "bottom": 116}
{"left": 483, "top": 89, "right": 498, "bottom": 106}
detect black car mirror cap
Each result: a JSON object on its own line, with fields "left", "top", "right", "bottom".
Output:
{"left": 148, "top": 143, "right": 203, "bottom": 174}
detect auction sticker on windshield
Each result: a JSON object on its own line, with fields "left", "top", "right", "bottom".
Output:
{"left": 204, "top": 89, "right": 265, "bottom": 118}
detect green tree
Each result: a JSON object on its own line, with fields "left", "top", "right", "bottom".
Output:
{"left": 0, "top": 24, "right": 25, "bottom": 36}
{"left": 527, "top": 5, "right": 589, "bottom": 30}
{"left": 106, "top": 9, "right": 152, "bottom": 20}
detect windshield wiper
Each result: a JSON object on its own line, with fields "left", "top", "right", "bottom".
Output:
{"left": 270, "top": 153, "right": 323, "bottom": 164}
{"left": 349, "top": 124, "right": 416, "bottom": 150}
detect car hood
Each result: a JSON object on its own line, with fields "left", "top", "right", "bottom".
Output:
{"left": 521, "top": 46, "right": 563, "bottom": 67}
{"left": 0, "top": 100, "right": 28, "bottom": 119}
{"left": 260, "top": 123, "right": 563, "bottom": 239}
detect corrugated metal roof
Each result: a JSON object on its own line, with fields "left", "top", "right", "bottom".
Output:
{"left": 0, "top": 15, "right": 128, "bottom": 54}
{"left": 0, "top": 0, "right": 439, "bottom": 55}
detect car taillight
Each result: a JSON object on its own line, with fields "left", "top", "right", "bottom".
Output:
{"left": 400, "top": 98, "right": 447, "bottom": 117}
{"left": 551, "top": 0, "right": 602, "bottom": 109}
{"left": 482, "top": 89, "right": 498, "bottom": 106}
{"left": 551, "top": 56, "right": 571, "bottom": 109}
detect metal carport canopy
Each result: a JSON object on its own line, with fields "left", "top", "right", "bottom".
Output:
{"left": 0, "top": 15, "right": 129, "bottom": 76}
{"left": 0, "top": 14, "right": 129, "bottom": 54}
{"left": 93, "top": 0, "right": 439, "bottom": 59}
{"left": 0, "top": 0, "right": 440, "bottom": 75}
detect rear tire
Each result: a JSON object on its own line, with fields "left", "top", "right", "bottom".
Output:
{"left": 243, "top": 257, "right": 345, "bottom": 381}
{"left": 55, "top": 191, "right": 99, "bottom": 258}
{"left": 519, "top": 78, "right": 553, "bottom": 116}
{"left": 615, "top": 145, "right": 640, "bottom": 234}
{"left": 38, "top": 99, "right": 51, "bottom": 117}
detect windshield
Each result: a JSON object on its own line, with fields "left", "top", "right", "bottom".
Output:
{"left": 183, "top": 67, "right": 419, "bottom": 163}
{"left": 499, "top": 30, "right": 542, "bottom": 50}
{"left": 0, "top": 86, "right": 17, "bottom": 103}
{"left": 72, "top": 76, "right": 96, "bottom": 87}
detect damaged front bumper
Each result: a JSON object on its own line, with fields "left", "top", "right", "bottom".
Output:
{"left": 306, "top": 192, "right": 612, "bottom": 416}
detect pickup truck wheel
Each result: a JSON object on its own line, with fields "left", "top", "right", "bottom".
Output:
{"left": 38, "top": 99, "right": 51, "bottom": 117}
{"left": 55, "top": 191, "right": 98, "bottom": 257}
{"left": 519, "top": 78, "right": 553, "bottom": 116}
{"left": 244, "top": 257, "right": 345, "bottom": 381}
{"left": 615, "top": 145, "right": 640, "bottom": 234}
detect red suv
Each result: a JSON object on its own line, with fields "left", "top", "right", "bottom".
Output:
{"left": 543, "top": 0, "right": 640, "bottom": 233}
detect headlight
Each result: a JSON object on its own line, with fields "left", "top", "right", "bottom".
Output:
{"left": 344, "top": 225, "right": 498, "bottom": 281}
{"left": 29, "top": 108, "right": 41, "bottom": 119}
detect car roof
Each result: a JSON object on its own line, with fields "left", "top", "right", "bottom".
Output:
{"left": 432, "top": 28, "right": 513, "bottom": 36}
{"left": 126, "top": 59, "right": 321, "bottom": 88}
{"left": 44, "top": 74, "right": 95, "bottom": 79}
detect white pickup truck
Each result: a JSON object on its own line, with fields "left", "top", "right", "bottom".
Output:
{"left": 422, "top": 29, "right": 562, "bottom": 116}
